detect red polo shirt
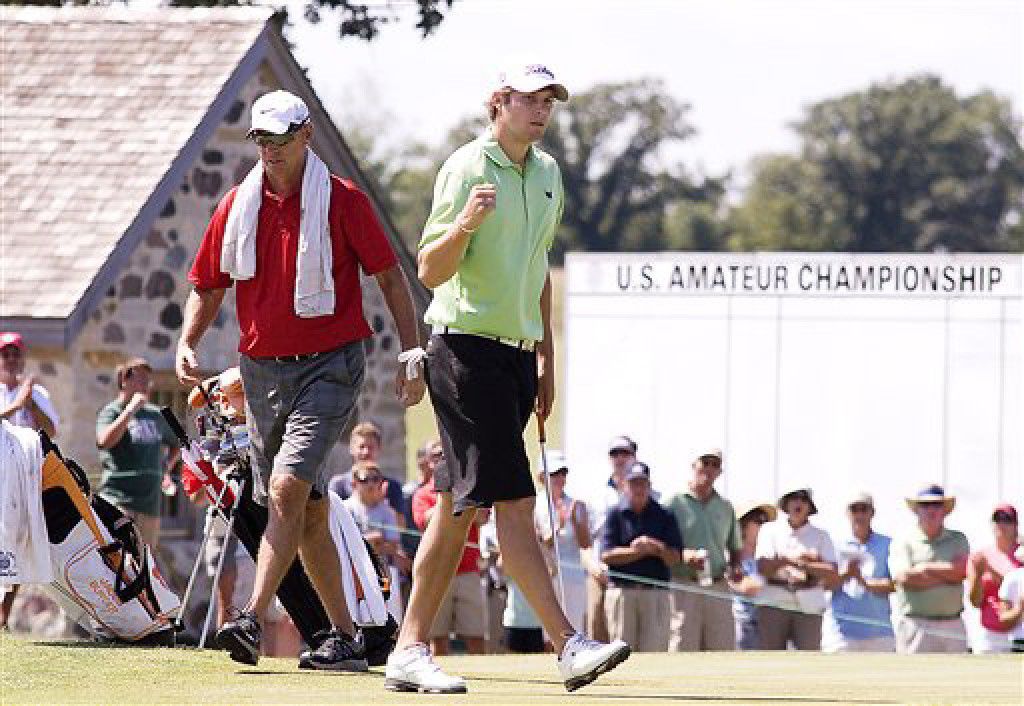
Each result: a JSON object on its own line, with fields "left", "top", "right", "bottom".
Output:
{"left": 188, "top": 176, "right": 397, "bottom": 357}
{"left": 412, "top": 477, "right": 481, "bottom": 575}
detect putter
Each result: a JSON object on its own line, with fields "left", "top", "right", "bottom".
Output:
{"left": 537, "top": 415, "right": 567, "bottom": 610}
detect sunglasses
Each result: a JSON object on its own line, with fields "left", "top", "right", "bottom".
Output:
{"left": 609, "top": 449, "right": 634, "bottom": 458}
{"left": 916, "top": 501, "right": 946, "bottom": 509}
{"left": 355, "top": 475, "right": 383, "bottom": 485}
{"left": 251, "top": 131, "right": 300, "bottom": 148}
{"left": 849, "top": 503, "right": 872, "bottom": 513}
{"left": 993, "top": 512, "right": 1017, "bottom": 524}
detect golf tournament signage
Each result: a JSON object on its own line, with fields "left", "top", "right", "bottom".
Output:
{"left": 567, "top": 253, "right": 1022, "bottom": 298}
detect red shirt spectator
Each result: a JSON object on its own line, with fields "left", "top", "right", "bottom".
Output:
{"left": 188, "top": 177, "right": 397, "bottom": 357}
{"left": 412, "top": 477, "right": 480, "bottom": 575}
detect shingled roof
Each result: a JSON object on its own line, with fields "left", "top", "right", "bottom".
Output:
{"left": 0, "top": 7, "right": 423, "bottom": 346}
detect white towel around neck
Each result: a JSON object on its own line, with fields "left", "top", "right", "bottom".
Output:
{"left": 220, "top": 148, "right": 335, "bottom": 317}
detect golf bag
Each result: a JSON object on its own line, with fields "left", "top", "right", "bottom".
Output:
{"left": 39, "top": 433, "right": 179, "bottom": 645}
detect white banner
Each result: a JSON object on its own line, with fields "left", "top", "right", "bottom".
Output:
{"left": 568, "top": 252, "right": 1022, "bottom": 298}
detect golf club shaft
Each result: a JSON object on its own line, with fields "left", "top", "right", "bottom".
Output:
{"left": 537, "top": 415, "right": 567, "bottom": 611}
{"left": 199, "top": 475, "right": 244, "bottom": 648}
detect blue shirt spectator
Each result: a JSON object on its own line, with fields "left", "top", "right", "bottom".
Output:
{"left": 600, "top": 494, "right": 682, "bottom": 589}
{"left": 826, "top": 531, "right": 894, "bottom": 640}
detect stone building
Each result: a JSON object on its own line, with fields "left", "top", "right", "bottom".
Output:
{"left": 0, "top": 8, "right": 428, "bottom": 539}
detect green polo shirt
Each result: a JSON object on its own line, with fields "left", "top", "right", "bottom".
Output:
{"left": 667, "top": 489, "right": 741, "bottom": 581}
{"left": 889, "top": 526, "right": 970, "bottom": 619}
{"left": 420, "top": 129, "right": 564, "bottom": 342}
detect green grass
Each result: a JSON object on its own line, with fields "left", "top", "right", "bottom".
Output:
{"left": 2, "top": 636, "right": 1021, "bottom": 705}
{"left": 404, "top": 267, "right": 567, "bottom": 476}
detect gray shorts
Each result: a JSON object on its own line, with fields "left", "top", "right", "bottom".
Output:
{"left": 240, "top": 342, "right": 365, "bottom": 506}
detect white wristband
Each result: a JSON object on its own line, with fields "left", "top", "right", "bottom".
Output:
{"left": 397, "top": 346, "right": 427, "bottom": 380}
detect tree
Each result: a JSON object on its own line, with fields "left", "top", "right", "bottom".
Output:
{"left": 347, "top": 80, "right": 727, "bottom": 259}
{"left": 730, "top": 75, "right": 1024, "bottom": 252}
{"left": 3, "top": 1, "right": 458, "bottom": 41}
{"left": 544, "top": 79, "right": 726, "bottom": 258}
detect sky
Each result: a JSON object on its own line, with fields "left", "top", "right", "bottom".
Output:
{"left": 287, "top": 0, "right": 1023, "bottom": 186}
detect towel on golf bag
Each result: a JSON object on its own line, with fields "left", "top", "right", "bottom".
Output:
{"left": 0, "top": 420, "right": 52, "bottom": 586}
{"left": 38, "top": 434, "right": 179, "bottom": 644}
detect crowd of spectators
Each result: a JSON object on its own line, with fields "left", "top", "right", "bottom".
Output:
{"left": 338, "top": 427, "right": 1023, "bottom": 656}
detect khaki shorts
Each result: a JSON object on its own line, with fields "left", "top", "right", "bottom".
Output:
{"left": 430, "top": 572, "right": 485, "bottom": 639}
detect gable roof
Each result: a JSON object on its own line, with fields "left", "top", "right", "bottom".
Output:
{"left": 0, "top": 7, "right": 425, "bottom": 347}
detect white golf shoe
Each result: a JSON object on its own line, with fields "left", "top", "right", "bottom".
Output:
{"left": 557, "top": 634, "right": 632, "bottom": 692}
{"left": 384, "top": 643, "right": 468, "bottom": 694}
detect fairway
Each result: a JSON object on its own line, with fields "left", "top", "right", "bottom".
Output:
{"left": 1, "top": 637, "right": 1021, "bottom": 705}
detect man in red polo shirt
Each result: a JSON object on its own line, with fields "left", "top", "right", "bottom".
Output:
{"left": 176, "top": 90, "right": 424, "bottom": 671}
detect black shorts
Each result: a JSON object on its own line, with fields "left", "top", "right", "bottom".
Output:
{"left": 425, "top": 333, "right": 537, "bottom": 515}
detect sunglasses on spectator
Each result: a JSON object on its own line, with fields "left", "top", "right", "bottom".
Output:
{"left": 609, "top": 449, "right": 633, "bottom": 458}
{"left": 993, "top": 512, "right": 1017, "bottom": 524}
{"left": 849, "top": 503, "right": 872, "bottom": 513}
{"left": 0, "top": 347, "right": 23, "bottom": 358}
{"left": 355, "top": 475, "right": 383, "bottom": 485}
{"left": 916, "top": 501, "right": 946, "bottom": 509}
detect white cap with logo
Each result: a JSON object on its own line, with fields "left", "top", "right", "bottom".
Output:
{"left": 496, "top": 62, "right": 569, "bottom": 101}
{"left": 248, "top": 90, "right": 310, "bottom": 137}
{"left": 537, "top": 449, "right": 569, "bottom": 475}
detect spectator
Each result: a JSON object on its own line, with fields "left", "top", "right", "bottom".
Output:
{"left": 534, "top": 450, "right": 590, "bottom": 633}
{"left": 600, "top": 462, "right": 682, "bottom": 652}
{"left": 503, "top": 578, "right": 545, "bottom": 653}
{"left": 344, "top": 461, "right": 405, "bottom": 622}
{"left": 729, "top": 501, "right": 777, "bottom": 650}
{"left": 0, "top": 331, "right": 60, "bottom": 630}
{"left": 411, "top": 474, "right": 486, "bottom": 655}
{"left": 666, "top": 447, "right": 741, "bottom": 651}
{"left": 966, "top": 504, "right": 1021, "bottom": 653}
{"left": 96, "top": 358, "right": 181, "bottom": 550}
{"left": 756, "top": 487, "right": 839, "bottom": 650}
{"left": 822, "top": 492, "right": 895, "bottom": 652}
{"left": 399, "top": 439, "right": 441, "bottom": 607}
{"left": 890, "top": 484, "right": 969, "bottom": 654}
{"left": 996, "top": 545, "right": 1024, "bottom": 653}
{"left": 329, "top": 422, "right": 405, "bottom": 517}
{"left": 584, "top": 434, "right": 637, "bottom": 642}
{"left": 0, "top": 332, "right": 58, "bottom": 439}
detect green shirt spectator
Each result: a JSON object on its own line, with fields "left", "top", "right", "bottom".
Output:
{"left": 420, "top": 128, "right": 563, "bottom": 342}
{"left": 97, "top": 399, "right": 179, "bottom": 516}
{"left": 668, "top": 489, "right": 741, "bottom": 581}
{"left": 890, "top": 526, "right": 970, "bottom": 619}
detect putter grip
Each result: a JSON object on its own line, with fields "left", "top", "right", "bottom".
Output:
{"left": 160, "top": 406, "right": 190, "bottom": 445}
{"left": 537, "top": 414, "right": 547, "bottom": 444}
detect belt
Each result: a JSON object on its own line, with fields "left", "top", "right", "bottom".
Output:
{"left": 255, "top": 351, "right": 323, "bottom": 363}
{"left": 433, "top": 325, "right": 536, "bottom": 352}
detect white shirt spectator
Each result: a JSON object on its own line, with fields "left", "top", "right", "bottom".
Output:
{"left": 0, "top": 382, "right": 59, "bottom": 431}
{"left": 756, "top": 519, "right": 836, "bottom": 614}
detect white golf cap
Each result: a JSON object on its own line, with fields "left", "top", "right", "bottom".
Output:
{"left": 496, "top": 62, "right": 569, "bottom": 101}
{"left": 248, "top": 90, "right": 310, "bottom": 137}
{"left": 538, "top": 449, "right": 569, "bottom": 474}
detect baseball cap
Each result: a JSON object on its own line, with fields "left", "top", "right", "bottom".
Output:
{"left": 694, "top": 447, "right": 724, "bottom": 463}
{"left": 538, "top": 449, "right": 569, "bottom": 475}
{"left": 608, "top": 435, "right": 637, "bottom": 455}
{"left": 992, "top": 504, "right": 1018, "bottom": 523}
{"left": 496, "top": 62, "right": 569, "bottom": 101}
{"left": 624, "top": 461, "right": 651, "bottom": 482}
{"left": 248, "top": 90, "right": 310, "bottom": 137}
{"left": 847, "top": 492, "right": 874, "bottom": 509}
{"left": 0, "top": 332, "right": 24, "bottom": 350}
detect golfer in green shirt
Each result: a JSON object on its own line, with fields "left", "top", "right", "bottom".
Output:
{"left": 385, "top": 62, "right": 631, "bottom": 695}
